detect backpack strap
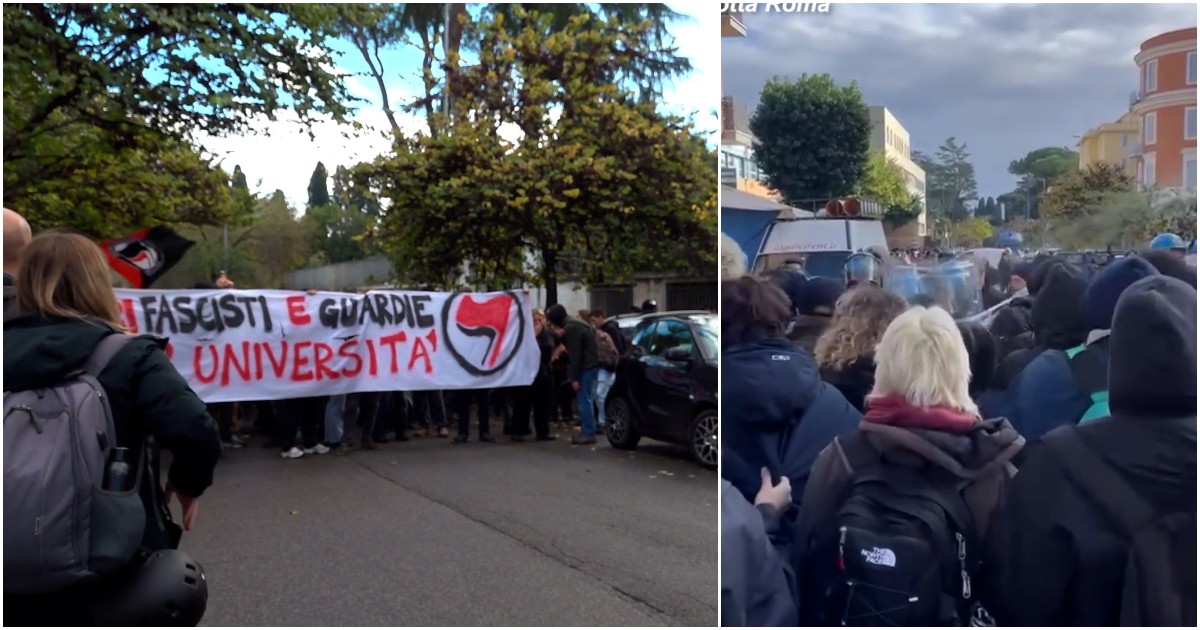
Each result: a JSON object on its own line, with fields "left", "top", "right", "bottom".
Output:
{"left": 83, "top": 333, "right": 135, "bottom": 378}
{"left": 1049, "top": 429, "right": 1156, "bottom": 537}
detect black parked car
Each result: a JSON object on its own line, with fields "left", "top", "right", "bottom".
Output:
{"left": 604, "top": 312, "right": 718, "bottom": 469}
{"left": 607, "top": 310, "right": 707, "bottom": 343}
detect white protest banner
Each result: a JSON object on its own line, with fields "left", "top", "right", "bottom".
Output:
{"left": 113, "top": 289, "right": 540, "bottom": 403}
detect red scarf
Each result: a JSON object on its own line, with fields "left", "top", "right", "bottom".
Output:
{"left": 863, "top": 394, "right": 978, "bottom": 434}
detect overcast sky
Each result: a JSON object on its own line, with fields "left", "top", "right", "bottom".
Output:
{"left": 723, "top": 3, "right": 1197, "bottom": 197}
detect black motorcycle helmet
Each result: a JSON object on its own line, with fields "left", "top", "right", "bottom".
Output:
{"left": 844, "top": 251, "right": 884, "bottom": 288}
{"left": 89, "top": 550, "right": 208, "bottom": 627}
{"left": 640, "top": 299, "right": 658, "bottom": 313}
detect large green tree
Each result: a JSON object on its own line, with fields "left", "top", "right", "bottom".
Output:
{"left": 914, "top": 137, "right": 978, "bottom": 222}
{"left": 1039, "top": 162, "right": 1135, "bottom": 224}
{"left": 750, "top": 74, "right": 871, "bottom": 207}
{"left": 3, "top": 3, "right": 356, "bottom": 236}
{"left": 360, "top": 9, "right": 715, "bottom": 303}
{"left": 1008, "top": 146, "right": 1078, "bottom": 219}
{"left": 307, "top": 162, "right": 331, "bottom": 208}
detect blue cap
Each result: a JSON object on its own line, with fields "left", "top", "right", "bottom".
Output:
{"left": 1150, "top": 233, "right": 1186, "bottom": 250}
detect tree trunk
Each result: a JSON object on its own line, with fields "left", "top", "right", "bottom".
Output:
{"left": 542, "top": 247, "right": 558, "bottom": 307}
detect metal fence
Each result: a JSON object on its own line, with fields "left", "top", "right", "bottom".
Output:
{"left": 283, "top": 257, "right": 393, "bottom": 292}
{"left": 666, "top": 281, "right": 717, "bottom": 312}
{"left": 589, "top": 285, "right": 634, "bottom": 317}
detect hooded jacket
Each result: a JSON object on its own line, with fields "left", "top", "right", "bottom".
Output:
{"left": 982, "top": 276, "right": 1197, "bottom": 627}
{"left": 794, "top": 405, "right": 1024, "bottom": 625}
{"left": 722, "top": 338, "right": 862, "bottom": 509}
{"left": 3, "top": 315, "right": 222, "bottom": 550}
{"left": 1002, "top": 257, "right": 1159, "bottom": 441}
{"left": 986, "top": 263, "right": 1089, "bottom": 416}
{"left": 721, "top": 480, "right": 799, "bottom": 627}
{"left": 3, "top": 271, "right": 16, "bottom": 321}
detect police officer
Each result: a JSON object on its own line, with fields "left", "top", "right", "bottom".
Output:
{"left": 843, "top": 250, "right": 885, "bottom": 288}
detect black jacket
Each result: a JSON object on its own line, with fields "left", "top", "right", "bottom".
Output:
{"left": 819, "top": 354, "right": 875, "bottom": 413}
{"left": 786, "top": 315, "right": 829, "bottom": 356}
{"left": 536, "top": 328, "right": 555, "bottom": 380}
{"left": 599, "top": 319, "right": 627, "bottom": 356}
{"left": 3, "top": 271, "right": 16, "bottom": 321}
{"left": 983, "top": 276, "right": 1197, "bottom": 626}
{"left": 995, "top": 264, "right": 1088, "bottom": 387}
{"left": 4, "top": 315, "right": 222, "bottom": 549}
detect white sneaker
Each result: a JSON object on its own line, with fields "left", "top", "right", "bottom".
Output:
{"left": 281, "top": 447, "right": 304, "bottom": 459}
{"left": 305, "top": 444, "right": 331, "bottom": 455}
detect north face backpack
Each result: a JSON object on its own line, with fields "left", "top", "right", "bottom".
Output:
{"left": 595, "top": 328, "right": 619, "bottom": 369}
{"left": 4, "top": 332, "right": 148, "bottom": 595}
{"left": 801, "top": 432, "right": 995, "bottom": 627}
{"left": 1052, "top": 431, "right": 1197, "bottom": 627}
{"left": 1063, "top": 345, "right": 1110, "bottom": 423}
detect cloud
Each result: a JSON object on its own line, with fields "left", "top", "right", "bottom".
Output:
{"left": 722, "top": 3, "right": 1196, "bottom": 196}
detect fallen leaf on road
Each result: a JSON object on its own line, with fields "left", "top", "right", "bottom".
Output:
{"left": 590, "top": 447, "right": 596, "bottom": 451}
{"left": 391, "top": 461, "right": 398, "bottom": 464}
{"left": 289, "top": 510, "right": 299, "bottom": 516}
{"left": 649, "top": 475, "right": 658, "bottom": 479}
{"left": 688, "top": 474, "right": 695, "bottom": 478}
{"left": 658, "top": 470, "right": 675, "bottom": 477}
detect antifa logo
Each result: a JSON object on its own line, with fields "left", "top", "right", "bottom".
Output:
{"left": 111, "top": 239, "right": 162, "bottom": 273}
{"left": 441, "top": 292, "right": 525, "bottom": 376}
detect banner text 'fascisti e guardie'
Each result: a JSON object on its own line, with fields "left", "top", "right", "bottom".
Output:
{"left": 114, "top": 289, "right": 540, "bottom": 403}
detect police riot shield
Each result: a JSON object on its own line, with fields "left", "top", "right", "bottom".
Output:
{"left": 884, "top": 257, "right": 985, "bottom": 319}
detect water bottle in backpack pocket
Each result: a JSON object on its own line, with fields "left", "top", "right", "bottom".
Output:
{"left": 801, "top": 433, "right": 995, "bottom": 627}
{"left": 3, "top": 333, "right": 147, "bottom": 595}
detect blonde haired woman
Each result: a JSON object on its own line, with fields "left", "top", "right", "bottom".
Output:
{"left": 813, "top": 285, "right": 908, "bottom": 412}
{"left": 793, "top": 305, "right": 1024, "bottom": 627}
{"left": 4, "top": 231, "right": 221, "bottom": 625}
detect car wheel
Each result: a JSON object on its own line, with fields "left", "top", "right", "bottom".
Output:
{"left": 690, "top": 409, "right": 717, "bottom": 470}
{"left": 605, "top": 396, "right": 641, "bottom": 450}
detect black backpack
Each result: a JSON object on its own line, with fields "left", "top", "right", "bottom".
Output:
{"left": 1051, "top": 430, "right": 1197, "bottom": 627}
{"left": 802, "top": 432, "right": 995, "bottom": 627}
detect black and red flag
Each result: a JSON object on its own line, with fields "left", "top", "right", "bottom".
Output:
{"left": 99, "top": 226, "right": 195, "bottom": 288}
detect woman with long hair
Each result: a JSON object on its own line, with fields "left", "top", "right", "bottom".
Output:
{"left": 4, "top": 230, "right": 222, "bottom": 625}
{"left": 813, "top": 285, "right": 908, "bottom": 412}
{"left": 511, "top": 308, "right": 557, "bottom": 441}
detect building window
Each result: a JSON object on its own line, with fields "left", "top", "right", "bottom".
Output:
{"left": 1144, "top": 59, "right": 1157, "bottom": 93}
{"left": 1121, "top": 133, "right": 1129, "bottom": 147}
{"left": 1184, "top": 153, "right": 1197, "bottom": 190}
{"left": 1186, "top": 106, "right": 1197, "bottom": 140}
{"left": 1144, "top": 153, "right": 1157, "bottom": 186}
{"left": 1189, "top": 51, "right": 1197, "bottom": 85}
{"left": 1144, "top": 112, "right": 1157, "bottom": 145}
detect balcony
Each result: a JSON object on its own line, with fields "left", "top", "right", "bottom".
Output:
{"left": 721, "top": 11, "right": 747, "bottom": 37}
{"left": 720, "top": 167, "right": 738, "bottom": 187}
{"left": 1129, "top": 89, "right": 1144, "bottom": 107}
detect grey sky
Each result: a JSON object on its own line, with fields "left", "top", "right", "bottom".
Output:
{"left": 722, "top": 3, "right": 1197, "bottom": 197}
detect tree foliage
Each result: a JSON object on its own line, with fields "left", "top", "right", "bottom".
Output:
{"left": 1039, "top": 162, "right": 1135, "bottom": 223}
{"left": 359, "top": 9, "right": 715, "bottom": 301}
{"left": 948, "top": 216, "right": 994, "bottom": 248}
{"left": 750, "top": 74, "right": 871, "bottom": 205}
{"left": 308, "top": 162, "right": 331, "bottom": 208}
{"left": 915, "top": 137, "right": 979, "bottom": 222}
{"left": 1006, "top": 146, "right": 1078, "bottom": 219}
{"left": 858, "top": 151, "right": 922, "bottom": 226}
{"left": 1053, "top": 189, "right": 1197, "bottom": 250}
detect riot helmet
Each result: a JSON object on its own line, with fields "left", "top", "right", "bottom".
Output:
{"left": 640, "top": 299, "right": 658, "bottom": 314}
{"left": 1149, "top": 233, "right": 1186, "bottom": 251}
{"left": 844, "top": 251, "right": 884, "bottom": 288}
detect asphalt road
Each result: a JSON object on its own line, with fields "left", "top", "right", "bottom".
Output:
{"left": 182, "top": 428, "right": 718, "bottom": 627}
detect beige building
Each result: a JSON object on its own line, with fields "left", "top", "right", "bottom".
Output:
{"left": 1078, "top": 111, "right": 1140, "bottom": 179}
{"left": 868, "top": 106, "right": 927, "bottom": 246}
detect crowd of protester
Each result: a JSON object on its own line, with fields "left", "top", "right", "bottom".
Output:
{"left": 721, "top": 235, "right": 1196, "bottom": 627}
{"left": 2, "top": 208, "right": 631, "bottom": 625}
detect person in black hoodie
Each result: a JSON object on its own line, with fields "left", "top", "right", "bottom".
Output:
{"left": 1140, "top": 248, "right": 1197, "bottom": 287}
{"left": 956, "top": 320, "right": 997, "bottom": 400}
{"left": 991, "top": 262, "right": 1088, "bottom": 391}
{"left": 999, "top": 256, "right": 1158, "bottom": 441}
{"left": 813, "top": 285, "right": 908, "bottom": 412}
{"left": 4, "top": 231, "right": 222, "bottom": 625}
{"left": 722, "top": 275, "right": 861, "bottom": 514}
{"left": 983, "top": 275, "right": 1197, "bottom": 626}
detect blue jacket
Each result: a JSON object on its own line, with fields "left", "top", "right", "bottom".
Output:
{"left": 721, "top": 480, "right": 798, "bottom": 627}
{"left": 722, "top": 338, "right": 862, "bottom": 506}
